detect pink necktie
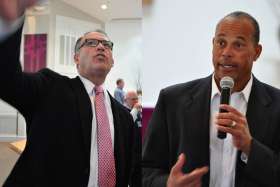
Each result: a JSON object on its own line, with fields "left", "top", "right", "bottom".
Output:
{"left": 94, "top": 86, "right": 116, "bottom": 187}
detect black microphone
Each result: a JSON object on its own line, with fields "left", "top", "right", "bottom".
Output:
{"left": 217, "top": 76, "right": 234, "bottom": 139}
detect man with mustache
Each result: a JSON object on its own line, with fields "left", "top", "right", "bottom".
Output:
{"left": 143, "top": 11, "right": 280, "bottom": 187}
{"left": 0, "top": 0, "right": 140, "bottom": 186}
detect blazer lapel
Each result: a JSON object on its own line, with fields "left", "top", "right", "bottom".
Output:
{"left": 108, "top": 93, "right": 121, "bottom": 157}
{"left": 246, "top": 77, "right": 271, "bottom": 141}
{"left": 70, "top": 77, "right": 93, "bottom": 157}
{"left": 108, "top": 93, "right": 125, "bottom": 186}
{"left": 235, "top": 77, "right": 271, "bottom": 186}
{"left": 182, "top": 75, "right": 212, "bottom": 186}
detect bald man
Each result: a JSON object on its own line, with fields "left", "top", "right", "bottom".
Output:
{"left": 124, "top": 91, "right": 142, "bottom": 127}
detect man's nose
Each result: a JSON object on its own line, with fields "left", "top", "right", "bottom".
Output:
{"left": 221, "top": 45, "right": 233, "bottom": 58}
{"left": 96, "top": 42, "right": 105, "bottom": 51}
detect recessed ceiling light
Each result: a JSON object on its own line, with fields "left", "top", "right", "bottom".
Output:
{"left": 101, "top": 4, "right": 108, "bottom": 10}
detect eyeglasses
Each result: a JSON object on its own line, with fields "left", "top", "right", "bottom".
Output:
{"left": 79, "top": 39, "right": 114, "bottom": 50}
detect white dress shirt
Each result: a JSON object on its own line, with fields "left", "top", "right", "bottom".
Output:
{"left": 79, "top": 76, "right": 115, "bottom": 187}
{"left": 124, "top": 103, "right": 139, "bottom": 122}
{"left": 209, "top": 75, "right": 252, "bottom": 187}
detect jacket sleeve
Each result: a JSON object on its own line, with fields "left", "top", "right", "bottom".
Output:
{"left": 130, "top": 124, "right": 142, "bottom": 187}
{"left": 242, "top": 138, "right": 280, "bottom": 186}
{"left": 0, "top": 22, "right": 53, "bottom": 118}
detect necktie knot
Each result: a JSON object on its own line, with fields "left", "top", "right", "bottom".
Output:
{"left": 94, "top": 86, "right": 103, "bottom": 95}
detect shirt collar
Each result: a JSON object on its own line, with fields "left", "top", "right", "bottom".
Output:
{"left": 78, "top": 75, "right": 105, "bottom": 95}
{"left": 124, "top": 103, "right": 132, "bottom": 110}
{"left": 211, "top": 74, "right": 253, "bottom": 103}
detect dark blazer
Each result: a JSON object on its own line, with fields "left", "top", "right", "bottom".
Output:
{"left": 142, "top": 75, "right": 280, "bottom": 187}
{"left": 0, "top": 25, "right": 140, "bottom": 187}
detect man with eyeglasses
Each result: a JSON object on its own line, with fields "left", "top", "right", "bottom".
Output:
{"left": 0, "top": 1, "right": 141, "bottom": 187}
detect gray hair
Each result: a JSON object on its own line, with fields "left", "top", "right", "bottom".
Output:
{"left": 74, "top": 29, "right": 111, "bottom": 54}
{"left": 74, "top": 37, "right": 83, "bottom": 54}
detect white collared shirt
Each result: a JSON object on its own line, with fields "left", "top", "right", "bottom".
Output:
{"left": 124, "top": 103, "right": 140, "bottom": 122}
{"left": 79, "top": 75, "right": 114, "bottom": 187}
{"left": 209, "top": 75, "right": 252, "bottom": 187}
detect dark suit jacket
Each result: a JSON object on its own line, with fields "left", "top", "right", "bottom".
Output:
{"left": 142, "top": 75, "right": 280, "bottom": 187}
{"left": 0, "top": 24, "right": 140, "bottom": 187}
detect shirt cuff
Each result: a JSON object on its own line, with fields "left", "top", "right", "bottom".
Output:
{"left": 130, "top": 108, "right": 139, "bottom": 122}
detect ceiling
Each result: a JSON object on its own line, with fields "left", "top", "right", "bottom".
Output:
{"left": 59, "top": 0, "right": 142, "bottom": 22}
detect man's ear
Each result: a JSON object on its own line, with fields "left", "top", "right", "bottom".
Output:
{"left": 74, "top": 53, "right": 79, "bottom": 62}
{"left": 254, "top": 44, "right": 262, "bottom": 61}
{"left": 212, "top": 37, "right": 215, "bottom": 45}
{"left": 74, "top": 53, "right": 80, "bottom": 68}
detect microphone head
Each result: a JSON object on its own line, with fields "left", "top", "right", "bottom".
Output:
{"left": 220, "top": 76, "right": 234, "bottom": 89}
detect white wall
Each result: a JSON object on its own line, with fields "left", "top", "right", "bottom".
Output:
{"left": 54, "top": 15, "right": 101, "bottom": 77}
{"left": 0, "top": 15, "right": 48, "bottom": 141}
{"left": 143, "top": 0, "right": 280, "bottom": 107}
{"left": 49, "top": 0, "right": 103, "bottom": 72}
{"left": 105, "top": 19, "right": 142, "bottom": 94}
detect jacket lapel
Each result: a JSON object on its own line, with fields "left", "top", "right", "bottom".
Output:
{"left": 182, "top": 75, "right": 212, "bottom": 186}
{"left": 235, "top": 77, "right": 271, "bottom": 186}
{"left": 108, "top": 93, "right": 121, "bottom": 157}
{"left": 108, "top": 93, "right": 125, "bottom": 186}
{"left": 246, "top": 77, "right": 271, "bottom": 141}
{"left": 70, "top": 77, "right": 93, "bottom": 158}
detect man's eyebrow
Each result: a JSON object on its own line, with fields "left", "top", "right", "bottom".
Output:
{"left": 236, "top": 36, "right": 246, "bottom": 42}
{"left": 217, "top": 33, "right": 226, "bottom": 37}
{"left": 216, "top": 34, "right": 246, "bottom": 42}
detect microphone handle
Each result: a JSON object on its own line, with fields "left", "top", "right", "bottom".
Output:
{"left": 217, "top": 87, "right": 231, "bottom": 139}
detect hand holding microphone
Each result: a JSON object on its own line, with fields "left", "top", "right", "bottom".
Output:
{"left": 217, "top": 76, "right": 234, "bottom": 139}
{"left": 215, "top": 76, "right": 252, "bottom": 155}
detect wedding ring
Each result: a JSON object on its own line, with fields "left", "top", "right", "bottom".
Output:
{"left": 230, "top": 121, "right": 236, "bottom": 128}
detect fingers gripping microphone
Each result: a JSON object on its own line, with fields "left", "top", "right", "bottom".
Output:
{"left": 217, "top": 76, "right": 234, "bottom": 139}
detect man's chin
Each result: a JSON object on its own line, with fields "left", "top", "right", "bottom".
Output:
{"left": 215, "top": 71, "right": 237, "bottom": 80}
{"left": 91, "top": 68, "right": 111, "bottom": 76}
